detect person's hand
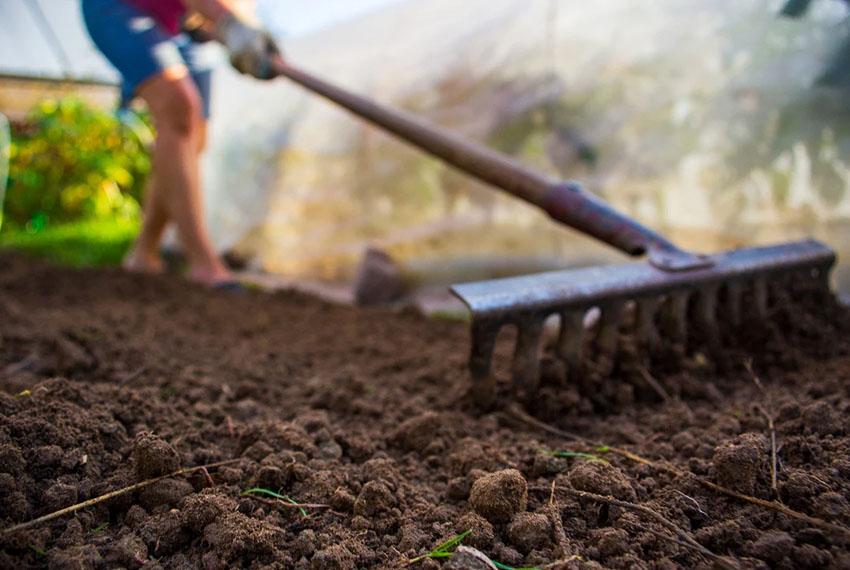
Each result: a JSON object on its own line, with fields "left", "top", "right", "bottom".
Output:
{"left": 218, "top": 13, "right": 281, "bottom": 80}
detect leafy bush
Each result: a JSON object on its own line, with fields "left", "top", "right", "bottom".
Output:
{"left": 4, "top": 97, "right": 151, "bottom": 231}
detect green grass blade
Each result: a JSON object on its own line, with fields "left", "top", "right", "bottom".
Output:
{"left": 242, "top": 488, "right": 309, "bottom": 517}
{"left": 433, "top": 529, "right": 471, "bottom": 554}
{"left": 538, "top": 447, "right": 608, "bottom": 463}
{"left": 408, "top": 529, "right": 472, "bottom": 564}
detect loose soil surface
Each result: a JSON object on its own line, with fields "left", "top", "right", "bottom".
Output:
{"left": 1, "top": 253, "right": 850, "bottom": 570}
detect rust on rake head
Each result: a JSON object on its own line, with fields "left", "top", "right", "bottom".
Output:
{"left": 450, "top": 239, "right": 836, "bottom": 407}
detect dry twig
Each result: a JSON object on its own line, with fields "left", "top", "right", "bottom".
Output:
{"left": 0, "top": 459, "right": 240, "bottom": 536}
{"left": 636, "top": 365, "right": 670, "bottom": 401}
{"left": 532, "top": 485, "right": 740, "bottom": 570}
{"left": 507, "top": 404, "right": 850, "bottom": 542}
{"left": 546, "top": 480, "right": 573, "bottom": 561}
{"left": 744, "top": 359, "right": 779, "bottom": 499}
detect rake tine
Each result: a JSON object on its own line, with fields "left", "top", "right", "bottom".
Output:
{"left": 512, "top": 318, "right": 545, "bottom": 401}
{"left": 594, "top": 302, "right": 624, "bottom": 375}
{"left": 661, "top": 292, "right": 690, "bottom": 350}
{"left": 556, "top": 310, "right": 586, "bottom": 377}
{"left": 693, "top": 285, "right": 721, "bottom": 352}
{"left": 450, "top": 240, "right": 836, "bottom": 408}
{"left": 635, "top": 297, "right": 661, "bottom": 354}
{"left": 752, "top": 278, "right": 769, "bottom": 319}
{"left": 725, "top": 282, "right": 743, "bottom": 327}
{"left": 469, "top": 319, "right": 500, "bottom": 408}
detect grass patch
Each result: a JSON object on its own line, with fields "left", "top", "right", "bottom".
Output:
{"left": 0, "top": 218, "right": 138, "bottom": 267}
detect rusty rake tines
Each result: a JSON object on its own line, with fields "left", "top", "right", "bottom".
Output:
{"left": 450, "top": 239, "right": 836, "bottom": 408}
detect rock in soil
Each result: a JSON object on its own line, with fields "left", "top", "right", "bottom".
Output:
{"left": 353, "top": 248, "right": 407, "bottom": 306}
{"left": 1, "top": 254, "right": 850, "bottom": 569}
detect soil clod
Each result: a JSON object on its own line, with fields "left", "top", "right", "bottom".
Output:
{"left": 469, "top": 469, "right": 528, "bottom": 524}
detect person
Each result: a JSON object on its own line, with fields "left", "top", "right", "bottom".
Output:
{"left": 81, "top": 0, "right": 281, "bottom": 286}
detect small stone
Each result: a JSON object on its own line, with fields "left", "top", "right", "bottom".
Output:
{"left": 444, "top": 546, "right": 498, "bottom": 569}
{"left": 353, "top": 248, "right": 407, "bottom": 306}
{"left": 469, "top": 469, "right": 528, "bottom": 524}
{"left": 132, "top": 433, "right": 180, "bottom": 479}
{"left": 568, "top": 460, "right": 636, "bottom": 501}
{"left": 507, "top": 512, "right": 551, "bottom": 554}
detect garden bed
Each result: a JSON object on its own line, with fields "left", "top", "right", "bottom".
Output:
{"left": 1, "top": 253, "right": 849, "bottom": 569}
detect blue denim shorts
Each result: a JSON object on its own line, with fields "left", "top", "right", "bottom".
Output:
{"left": 81, "top": 0, "right": 216, "bottom": 117}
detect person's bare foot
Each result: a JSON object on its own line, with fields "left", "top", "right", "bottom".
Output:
{"left": 122, "top": 247, "right": 165, "bottom": 274}
{"left": 188, "top": 263, "right": 234, "bottom": 288}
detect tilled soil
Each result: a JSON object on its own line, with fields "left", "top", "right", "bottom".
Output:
{"left": 1, "top": 253, "right": 849, "bottom": 570}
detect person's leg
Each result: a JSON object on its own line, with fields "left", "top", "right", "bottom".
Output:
{"left": 81, "top": 0, "right": 230, "bottom": 284}
{"left": 134, "top": 69, "right": 230, "bottom": 285}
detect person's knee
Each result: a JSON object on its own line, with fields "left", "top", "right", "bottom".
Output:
{"left": 144, "top": 76, "right": 204, "bottom": 139}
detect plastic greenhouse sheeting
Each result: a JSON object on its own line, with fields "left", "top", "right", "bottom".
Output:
{"left": 199, "top": 0, "right": 850, "bottom": 296}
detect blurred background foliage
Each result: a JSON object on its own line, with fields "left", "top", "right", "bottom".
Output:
{"left": 5, "top": 97, "right": 149, "bottom": 229}
{"left": 0, "top": 97, "right": 151, "bottom": 265}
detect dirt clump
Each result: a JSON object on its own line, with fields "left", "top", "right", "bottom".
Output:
{"left": 132, "top": 433, "right": 181, "bottom": 479}
{"left": 469, "top": 469, "right": 528, "bottom": 523}
{"left": 507, "top": 512, "right": 552, "bottom": 553}
{"left": 711, "top": 433, "right": 766, "bottom": 495}
{"left": 567, "top": 460, "right": 636, "bottom": 501}
{"left": 311, "top": 543, "right": 356, "bottom": 570}
{"left": 353, "top": 479, "right": 396, "bottom": 516}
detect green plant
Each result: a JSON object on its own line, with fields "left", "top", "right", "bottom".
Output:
{"left": 4, "top": 97, "right": 150, "bottom": 231}
{"left": 241, "top": 488, "right": 309, "bottom": 517}
{"left": 408, "top": 530, "right": 471, "bottom": 564}
{"left": 539, "top": 447, "right": 609, "bottom": 463}
{"left": 0, "top": 218, "right": 138, "bottom": 267}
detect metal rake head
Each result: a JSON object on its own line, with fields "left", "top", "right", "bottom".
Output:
{"left": 450, "top": 239, "right": 836, "bottom": 408}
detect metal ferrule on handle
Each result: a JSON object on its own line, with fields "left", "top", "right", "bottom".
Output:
{"left": 270, "top": 57, "right": 709, "bottom": 270}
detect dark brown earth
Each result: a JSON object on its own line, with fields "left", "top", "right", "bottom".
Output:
{"left": 1, "top": 253, "right": 849, "bottom": 570}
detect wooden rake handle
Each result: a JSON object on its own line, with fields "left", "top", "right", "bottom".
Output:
{"left": 269, "top": 56, "right": 709, "bottom": 271}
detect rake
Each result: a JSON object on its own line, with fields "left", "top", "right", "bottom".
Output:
{"left": 267, "top": 57, "right": 837, "bottom": 407}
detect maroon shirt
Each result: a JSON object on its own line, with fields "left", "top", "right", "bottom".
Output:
{"left": 125, "top": 0, "right": 186, "bottom": 34}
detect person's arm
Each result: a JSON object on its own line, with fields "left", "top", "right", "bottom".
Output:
{"left": 180, "top": 0, "right": 246, "bottom": 27}
{"left": 182, "top": 0, "right": 281, "bottom": 80}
